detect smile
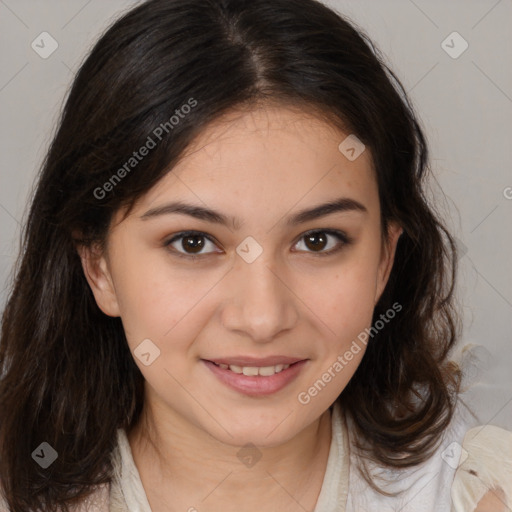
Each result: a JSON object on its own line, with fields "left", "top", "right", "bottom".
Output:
{"left": 202, "top": 359, "right": 308, "bottom": 396}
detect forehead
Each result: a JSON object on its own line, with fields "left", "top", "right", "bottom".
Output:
{"left": 173, "top": 104, "right": 366, "bottom": 175}
{"left": 129, "top": 104, "right": 379, "bottom": 222}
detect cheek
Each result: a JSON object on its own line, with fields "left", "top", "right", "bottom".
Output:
{"left": 307, "top": 255, "right": 380, "bottom": 339}
{"left": 108, "top": 248, "right": 177, "bottom": 340}
{"left": 111, "top": 250, "right": 223, "bottom": 355}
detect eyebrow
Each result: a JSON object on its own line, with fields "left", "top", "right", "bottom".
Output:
{"left": 140, "top": 197, "right": 367, "bottom": 229}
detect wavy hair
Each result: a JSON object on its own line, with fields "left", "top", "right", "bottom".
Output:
{"left": 0, "top": 0, "right": 461, "bottom": 509}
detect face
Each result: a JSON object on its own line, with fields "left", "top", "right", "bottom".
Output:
{"left": 81, "top": 104, "right": 402, "bottom": 448}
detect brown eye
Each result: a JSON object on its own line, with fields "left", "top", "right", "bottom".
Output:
{"left": 293, "top": 230, "right": 350, "bottom": 255}
{"left": 165, "top": 231, "right": 220, "bottom": 257}
{"left": 181, "top": 235, "right": 205, "bottom": 254}
{"left": 304, "top": 232, "right": 328, "bottom": 251}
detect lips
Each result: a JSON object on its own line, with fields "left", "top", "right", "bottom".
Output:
{"left": 203, "top": 358, "right": 308, "bottom": 396}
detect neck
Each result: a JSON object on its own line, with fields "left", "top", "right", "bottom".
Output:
{"left": 127, "top": 395, "right": 333, "bottom": 512}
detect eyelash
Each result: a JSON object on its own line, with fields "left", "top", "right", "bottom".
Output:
{"left": 163, "top": 229, "right": 352, "bottom": 260}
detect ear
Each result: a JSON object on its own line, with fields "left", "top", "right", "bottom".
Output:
{"left": 374, "top": 221, "right": 403, "bottom": 305}
{"left": 76, "top": 243, "right": 121, "bottom": 317}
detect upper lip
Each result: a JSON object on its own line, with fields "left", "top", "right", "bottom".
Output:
{"left": 205, "top": 356, "right": 306, "bottom": 367}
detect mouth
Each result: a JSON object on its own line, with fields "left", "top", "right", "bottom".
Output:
{"left": 202, "top": 357, "right": 308, "bottom": 396}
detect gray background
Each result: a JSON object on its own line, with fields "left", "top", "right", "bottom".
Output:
{"left": 1, "top": 0, "right": 511, "bottom": 429}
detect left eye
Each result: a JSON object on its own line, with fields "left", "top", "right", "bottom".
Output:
{"left": 293, "top": 230, "right": 348, "bottom": 254}
{"left": 166, "top": 232, "right": 220, "bottom": 256}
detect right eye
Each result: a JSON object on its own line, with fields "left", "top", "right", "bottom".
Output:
{"left": 164, "top": 231, "right": 222, "bottom": 259}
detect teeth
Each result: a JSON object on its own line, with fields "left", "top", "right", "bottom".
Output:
{"left": 242, "top": 366, "right": 259, "bottom": 376}
{"left": 215, "top": 362, "right": 291, "bottom": 376}
{"left": 259, "top": 365, "right": 278, "bottom": 376}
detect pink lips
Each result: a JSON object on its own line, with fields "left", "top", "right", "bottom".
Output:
{"left": 202, "top": 357, "right": 308, "bottom": 396}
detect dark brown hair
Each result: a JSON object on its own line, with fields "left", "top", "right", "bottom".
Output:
{"left": 0, "top": 0, "right": 461, "bottom": 509}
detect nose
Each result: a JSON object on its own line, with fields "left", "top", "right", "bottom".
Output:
{"left": 220, "top": 255, "right": 299, "bottom": 343}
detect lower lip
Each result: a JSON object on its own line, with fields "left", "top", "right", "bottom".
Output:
{"left": 203, "top": 360, "right": 307, "bottom": 396}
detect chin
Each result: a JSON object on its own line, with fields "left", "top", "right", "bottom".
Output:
{"left": 203, "top": 410, "right": 305, "bottom": 449}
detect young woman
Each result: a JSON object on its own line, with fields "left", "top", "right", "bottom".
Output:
{"left": 0, "top": 0, "right": 510, "bottom": 511}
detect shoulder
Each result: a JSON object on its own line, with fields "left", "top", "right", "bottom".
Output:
{"left": 344, "top": 398, "right": 508, "bottom": 511}
{"left": 451, "top": 424, "right": 512, "bottom": 512}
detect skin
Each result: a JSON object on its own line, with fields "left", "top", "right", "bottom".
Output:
{"left": 80, "top": 104, "right": 402, "bottom": 511}
{"left": 474, "top": 488, "right": 508, "bottom": 512}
